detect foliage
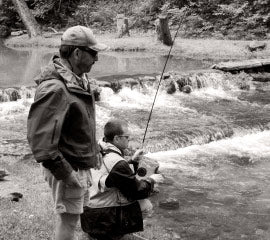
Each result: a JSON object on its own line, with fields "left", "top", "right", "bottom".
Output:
{"left": 0, "top": 0, "right": 23, "bottom": 30}
{"left": 31, "top": 0, "right": 80, "bottom": 28}
{"left": 1, "top": 0, "right": 270, "bottom": 39}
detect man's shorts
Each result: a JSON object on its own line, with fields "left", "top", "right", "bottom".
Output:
{"left": 42, "top": 167, "right": 92, "bottom": 214}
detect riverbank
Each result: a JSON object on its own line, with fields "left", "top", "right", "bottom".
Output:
{"left": 4, "top": 31, "right": 270, "bottom": 60}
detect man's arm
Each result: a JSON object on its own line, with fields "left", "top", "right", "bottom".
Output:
{"left": 27, "top": 81, "right": 73, "bottom": 180}
{"left": 105, "top": 160, "right": 155, "bottom": 200}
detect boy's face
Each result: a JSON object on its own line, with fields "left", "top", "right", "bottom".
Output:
{"left": 113, "top": 125, "right": 130, "bottom": 151}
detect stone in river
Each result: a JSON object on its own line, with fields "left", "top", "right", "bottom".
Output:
{"left": 247, "top": 41, "right": 267, "bottom": 52}
{"left": 0, "top": 169, "right": 9, "bottom": 180}
{"left": 10, "top": 192, "right": 23, "bottom": 202}
{"left": 159, "top": 197, "right": 180, "bottom": 210}
{"left": 166, "top": 80, "right": 176, "bottom": 94}
{"left": 181, "top": 85, "right": 192, "bottom": 94}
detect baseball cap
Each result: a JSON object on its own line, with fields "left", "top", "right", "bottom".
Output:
{"left": 61, "top": 25, "right": 109, "bottom": 51}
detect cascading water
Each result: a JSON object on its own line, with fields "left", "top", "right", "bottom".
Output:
{"left": 96, "top": 73, "right": 270, "bottom": 152}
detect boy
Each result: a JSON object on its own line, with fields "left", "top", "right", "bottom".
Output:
{"left": 81, "top": 119, "right": 163, "bottom": 240}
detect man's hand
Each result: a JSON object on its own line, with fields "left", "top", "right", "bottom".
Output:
{"left": 132, "top": 149, "right": 144, "bottom": 162}
{"left": 149, "top": 174, "right": 164, "bottom": 184}
{"left": 63, "top": 171, "right": 82, "bottom": 188}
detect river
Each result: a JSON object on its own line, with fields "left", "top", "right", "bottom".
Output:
{"left": 1, "top": 43, "right": 270, "bottom": 239}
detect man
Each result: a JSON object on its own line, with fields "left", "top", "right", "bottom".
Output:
{"left": 27, "top": 25, "right": 108, "bottom": 240}
{"left": 81, "top": 119, "right": 163, "bottom": 240}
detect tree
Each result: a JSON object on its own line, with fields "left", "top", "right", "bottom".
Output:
{"left": 11, "top": 0, "right": 41, "bottom": 37}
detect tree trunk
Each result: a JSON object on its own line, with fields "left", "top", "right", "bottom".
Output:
{"left": 11, "top": 0, "right": 41, "bottom": 38}
{"left": 155, "top": 15, "right": 173, "bottom": 46}
{"left": 116, "top": 14, "right": 130, "bottom": 38}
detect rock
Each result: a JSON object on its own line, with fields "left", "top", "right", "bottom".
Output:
{"left": 119, "top": 78, "right": 140, "bottom": 88}
{"left": 239, "top": 82, "right": 250, "bottom": 90}
{"left": 166, "top": 80, "right": 176, "bottom": 94}
{"left": 0, "top": 169, "right": 9, "bottom": 180}
{"left": 159, "top": 197, "right": 180, "bottom": 210}
{"left": 163, "top": 73, "right": 171, "bottom": 80}
{"left": 111, "top": 81, "right": 122, "bottom": 93}
{"left": 0, "top": 25, "right": 11, "bottom": 38}
{"left": 229, "top": 155, "right": 252, "bottom": 166}
{"left": 176, "top": 76, "right": 192, "bottom": 90}
{"left": 247, "top": 41, "right": 267, "bottom": 52}
{"left": 4, "top": 88, "right": 20, "bottom": 101}
{"left": 11, "top": 30, "right": 24, "bottom": 36}
{"left": 0, "top": 89, "right": 9, "bottom": 102}
{"left": 181, "top": 85, "right": 192, "bottom": 93}
{"left": 43, "top": 33, "right": 52, "bottom": 38}
{"left": 96, "top": 80, "right": 111, "bottom": 88}
{"left": 10, "top": 192, "right": 23, "bottom": 202}
{"left": 139, "top": 76, "right": 156, "bottom": 82}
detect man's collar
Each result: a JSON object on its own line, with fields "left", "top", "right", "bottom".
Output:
{"left": 54, "top": 57, "right": 89, "bottom": 91}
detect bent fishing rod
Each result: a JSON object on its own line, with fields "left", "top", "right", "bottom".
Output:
{"left": 141, "top": 8, "right": 189, "bottom": 147}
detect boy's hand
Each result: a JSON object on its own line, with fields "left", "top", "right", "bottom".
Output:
{"left": 131, "top": 149, "right": 144, "bottom": 162}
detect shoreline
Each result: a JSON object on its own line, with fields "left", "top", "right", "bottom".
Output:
{"left": 4, "top": 32, "right": 270, "bottom": 60}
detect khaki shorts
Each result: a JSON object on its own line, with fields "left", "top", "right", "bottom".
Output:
{"left": 42, "top": 166, "right": 92, "bottom": 214}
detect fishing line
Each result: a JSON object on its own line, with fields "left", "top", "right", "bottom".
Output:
{"left": 142, "top": 8, "right": 189, "bottom": 146}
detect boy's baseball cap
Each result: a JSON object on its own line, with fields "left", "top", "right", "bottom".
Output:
{"left": 61, "top": 25, "right": 109, "bottom": 51}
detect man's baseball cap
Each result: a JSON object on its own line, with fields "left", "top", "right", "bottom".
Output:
{"left": 61, "top": 25, "right": 109, "bottom": 51}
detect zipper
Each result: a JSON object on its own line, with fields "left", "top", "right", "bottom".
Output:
{"left": 51, "top": 120, "right": 58, "bottom": 144}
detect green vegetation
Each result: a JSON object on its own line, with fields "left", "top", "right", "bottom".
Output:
{"left": 1, "top": 0, "right": 270, "bottom": 40}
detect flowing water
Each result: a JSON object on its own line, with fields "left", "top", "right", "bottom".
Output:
{"left": 1, "top": 43, "right": 270, "bottom": 239}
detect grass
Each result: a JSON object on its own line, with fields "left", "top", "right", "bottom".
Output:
{"left": 0, "top": 155, "right": 54, "bottom": 240}
{"left": 4, "top": 30, "right": 270, "bottom": 60}
{"left": 0, "top": 154, "right": 175, "bottom": 240}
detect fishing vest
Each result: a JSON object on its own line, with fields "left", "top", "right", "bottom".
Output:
{"left": 88, "top": 150, "right": 131, "bottom": 208}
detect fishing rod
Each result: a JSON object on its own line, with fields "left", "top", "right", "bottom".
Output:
{"left": 141, "top": 7, "right": 189, "bottom": 147}
{"left": 135, "top": 8, "right": 189, "bottom": 177}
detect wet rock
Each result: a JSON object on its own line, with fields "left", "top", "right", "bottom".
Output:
{"left": 0, "top": 89, "right": 9, "bottom": 102}
{"left": 10, "top": 192, "right": 23, "bottom": 202}
{"left": 20, "top": 86, "right": 35, "bottom": 99}
{"left": 11, "top": 30, "right": 24, "bottom": 36}
{"left": 239, "top": 82, "right": 250, "bottom": 90}
{"left": 159, "top": 197, "right": 180, "bottom": 210}
{"left": 166, "top": 80, "right": 176, "bottom": 94}
{"left": 184, "top": 187, "right": 207, "bottom": 197}
{"left": 0, "top": 25, "right": 11, "bottom": 38}
{"left": 247, "top": 41, "right": 267, "bottom": 52}
{"left": 181, "top": 85, "right": 192, "bottom": 93}
{"left": 175, "top": 76, "right": 191, "bottom": 90}
{"left": 43, "top": 33, "right": 52, "bottom": 38}
{"left": 111, "top": 81, "right": 122, "bottom": 93}
{"left": 4, "top": 88, "right": 20, "bottom": 101}
{"left": 163, "top": 73, "right": 171, "bottom": 80}
{"left": 96, "top": 80, "right": 111, "bottom": 88}
{"left": 0, "top": 169, "right": 9, "bottom": 180}
{"left": 119, "top": 78, "right": 140, "bottom": 88}
{"left": 229, "top": 155, "right": 252, "bottom": 166}
{"left": 139, "top": 76, "right": 156, "bottom": 82}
